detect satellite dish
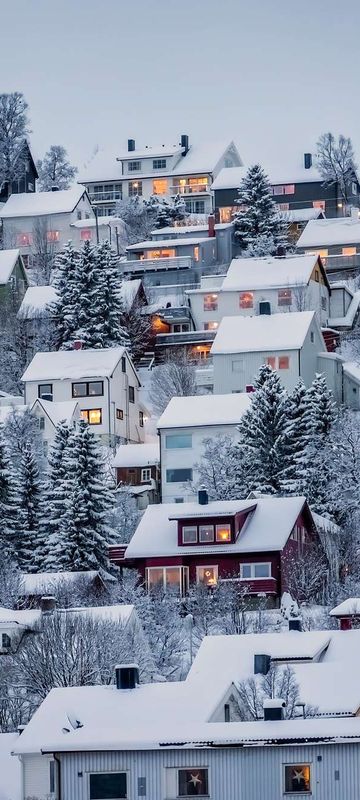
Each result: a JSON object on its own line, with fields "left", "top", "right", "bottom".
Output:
{"left": 66, "top": 711, "right": 83, "bottom": 730}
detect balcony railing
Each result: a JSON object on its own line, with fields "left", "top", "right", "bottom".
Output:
{"left": 170, "top": 183, "right": 210, "bottom": 195}
{"left": 325, "top": 253, "right": 360, "bottom": 276}
{"left": 123, "top": 256, "right": 194, "bottom": 273}
{"left": 89, "top": 191, "right": 122, "bottom": 202}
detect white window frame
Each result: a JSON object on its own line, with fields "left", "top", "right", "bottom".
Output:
{"left": 146, "top": 566, "right": 188, "bottom": 595}
{"left": 240, "top": 562, "right": 271, "bottom": 579}
{"left": 196, "top": 564, "right": 218, "bottom": 586}
{"left": 182, "top": 525, "right": 197, "bottom": 544}
{"left": 88, "top": 770, "right": 129, "bottom": 799}
{"left": 215, "top": 523, "right": 231, "bottom": 542}
{"left": 283, "top": 763, "right": 311, "bottom": 795}
{"left": 199, "top": 524, "right": 215, "bottom": 543}
{"left": 141, "top": 467, "right": 151, "bottom": 483}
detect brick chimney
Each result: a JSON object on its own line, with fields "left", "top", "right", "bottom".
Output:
{"left": 208, "top": 214, "right": 216, "bottom": 238}
{"left": 73, "top": 340, "right": 83, "bottom": 350}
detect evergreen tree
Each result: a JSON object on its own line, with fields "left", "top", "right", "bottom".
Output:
{"left": 0, "top": 424, "right": 16, "bottom": 558}
{"left": 51, "top": 242, "right": 80, "bottom": 349}
{"left": 95, "top": 240, "right": 129, "bottom": 348}
{"left": 145, "top": 194, "right": 187, "bottom": 229}
{"left": 234, "top": 365, "right": 292, "bottom": 495}
{"left": 305, "top": 373, "right": 337, "bottom": 436}
{"left": 233, "top": 164, "right": 286, "bottom": 253}
{"left": 36, "top": 422, "right": 72, "bottom": 570}
{"left": 12, "top": 443, "right": 44, "bottom": 571}
{"left": 283, "top": 380, "right": 313, "bottom": 494}
{"left": 51, "top": 421, "right": 113, "bottom": 571}
{"left": 302, "top": 375, "right": 337, "bottom": 515}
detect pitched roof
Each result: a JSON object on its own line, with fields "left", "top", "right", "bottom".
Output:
{"left": 126, "top": 237, "right": 210, "bottom": 250}
{"left": 157, "top": 393, "right": 251, "bottom": 430}
{"left": 21, "top": 347, "right": 127, "bottom": 382}
{"left": 210, "top": 311, "right": 317, "bottom": 355}
{"left": 125, "top": 496, "right": 307, "bottom": 558}
{"left": 221, "top": 254, "right": 321, "bottom": 292}
{"left": 17, "top": 285, "right": 57, "bottom": 320}
{"left": 113, "top": 442, "right": 159, "bottom": 468}
{"left": 211, "top": 161, "right": 324, "bottom": 191}
{"left": 297, "top": 218, "right": 360, "bottom": 248}
{"left": 32, "top": 398, "right": 78, "bottom": 427}
{"left": 19, "top": 571, "right": 101, "bottom": 596}
{"left": 0, "top": 186, "right": 88, "bottom": 218}
{"left": 0, "top": 249, "right": 22, "bottom": 284}
{"left": 330, "top": 598, "right": 360, "bottom": 617}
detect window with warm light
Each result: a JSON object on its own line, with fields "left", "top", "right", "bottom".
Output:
{"left": 129, "top": 180, "right": 142, "bottom": 196}
{"left": 197, "top": 565, "right": 218, "bottom": 586}
{"left": 313, "top": 200, "right": 326, "bottom": 210}
{"left": 342, "top": 246, "right": 357, "bottom": 256}
{"left": 284, "top": 764, "right": 311, "bottom": 794}
{"left": 278, "top": 356, "right": 290, "bottom": 369}
{"left": 219, "top": 207, "right": 233, "bottom": 223}
{"left": 199, "top": 525, "right": 214, "bottom": 543}
{"left": 203, "top": 294, "right": 218, "bottom": 311}
{"left": 80, "top": 408, "right": 102, "bottom": 425}
{"left": 278, "top": 289, "right": 292, "bottom": 306}
{"left": 178, "top": 768, "right": 209, "bottom": 797}
{"left": 81, "top": 229, "right": 92, "bottom": 241}
{"left": 182, "top": 526, "right": 197, "bottom": 544}
{"left": 17, "top": 233, "right": 32, "bottom": 247}
{"left": 146, "top": 566, "right": 188, "bottom": 595}
{"left": 153, "top": 178, "right": 168, "bottom": 195}
{"left": 47, "top": 230, "right": 60, "bottom": 243}
{"left": 194, "top": 246, "right": 199, "bottom": 262}
{"left": 239, "top": 291, "right": 254, "bottom": 309}
{"left": 146, "top": 248, "right": 175, "bottom": 259}
{"left": 216, "top": 524, "right": 231, "bottom": 542}
{"left": 266, "top": 356, "right": 277, "bottom": 369}
{"left": 204, "top": 321, "right": 219, "bottom": 331}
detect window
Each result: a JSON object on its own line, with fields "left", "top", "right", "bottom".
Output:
{"left": 139, "top": 411, "right": 144, "bottom": 427}
{"left": 342, "top": 246, "right": 357, "bottom": 256}
{"left": 1, "top": 633, "right": 11, "bottom": 649}
{"left": 272, "top": 184, "right": 295, "bottom": 195}
{"left": 153, "top": 178, "right": 168, "bottom": 195}
{"left": 266, "top": 356, "right": 276, "bottom": 369}
{"left": 310, "top": 332, "right": 314, "bottom": 342}
{"left": 276, "top": 202, "right": 290, "bottom": 211}
{"left": 121, "top": 356, "right": 126, "bottom": 373}
{"left": 80, "top": 408, "right": 102, "bottom": 425}
{"left": 165, "top": 434, "right": 192, "bottom": 449}
{"left": 352, "top": 181, "right": 358, "bottom": 196}
{"left": 77, "top": 210, "right": 82, "bottom": 220}
{"left": 199, "top": 524, "right": 214, "bottom": 543}
{"left": 128, "top": 160, "right": 141, "bottom": 171}
{"left": 144, "top": 248, "right": 176, "bottom": 259}
{"left": 197, "top": 566, "right": 218, "bottom": 586}
{"left": 178, "top": 769, "right": 209, "bottom": 797}
{"left": 153, "top": 158, "right": 167, "bottom": 169}
{"left": 39, "top": 416, "right": 45, "bottom": 430}
{"left": 284, "top": 764, "right": 311, "bottom": 794}
{"left": 321, "top": 296, "right": 327, "bottom": 310}
{"left": 313, "top": 200, "right": 326, "bottom": 210}
{"left": 129, "top": 386, "right": 135, "bottom": 403}
{"left": 17, "top": 232, "right": 32, "bottom": 247}
{"left": 204, "top": 321, "right": 219, "bottom": 331}
{"left": 72, "top": 382, "right": 103, "bottom": 397}
{"left": 278, "top": 356, "right": 289, "bottom": 369}
{"left": 116, "top": 408, "right": 124, "bottom": 420}
{"left": 219, "top": 206, "right": 234, "bottom": 223}
{"left": 166, "top": 468, "right": 193, "bottom": 483}
{"left": 232, "top": 359, "right": 244, "bottom": 373}
{"left": 141, "top": 467, "right": 151, "bottom": 483}
{"left": 240, "top": 562, "right": 271, "bottom": 579}
{"left": 47, "top": 230, "right": 60, "bottom": 242}
{"left": 89, "top": 772, "right": 127, "bottom": 799}
{"left": 240, "top": 292, "right": 254, "bottom": 309}
{"left": 278, "top": 288, "right": 292, "bottom": 306}
{"left": 259, "top": 301, "right": 271, "bottom": 315}
{"left": 284, "top": 184, "right": 295, "bottom": 194}
{"left": 146, "top": 566, "right": 188, "bottom": 595}
{"left": 81, "top": 228, "right": 92, "bottom": 240}
{"left": 314, "top": 269, "right": 319, "bottom": 282}
{"left": 38, "top": 383, "right": 53, "bottom": 399}
{"left": 194, "top": 246, "right": 199, "bottom": 262}
{"left": 182, "top": 526, "right": 197, "bottom": 544}
{"left": 129, "top": 180, "right": 142, "bottom": 196}
{"left": 216, "top": 523, "right": 231, "bottom": 542}
{"left": 203, "top": 294, "right": 218, "bottom": 311}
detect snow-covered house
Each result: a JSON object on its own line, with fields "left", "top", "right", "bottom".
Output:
{"left": 113, "top": 441, "right": 160, "bottom": 507}
{"left": 330, "top": 598, "right": 360, "bottom": 630}
{"left": 79, "top": 135, "right": 242, "bottom": 216}
{"left": 187, "top": 254, "right": 330, "bottom": 329}
{"left": 210, "top": 310, "right": 327, "bottom": 394}
{"left": 0, "top": 606, "right": 41, "bottom": 653}
{"left": 21, "top": 347, "right": 144, "bottom": 448}
{"left": 0, "top": 248, "right": 29, "bottom": 306}
{"left": 0, "top": 186, "right": 93, "bottom": 267}
{"left": 18, "top": 571, "right": 111, "bottom": 608}
{"left": 296, "top": 217, "right": 360, "bottom": 278}
{"left": 157, "top": 394, "right": 251, "bottom": 503}
{"left": 30, "top": 397, "right": 80, "bottom": 454}
{"left": 121, "top": 493, "right": 322, "bottom": 604}
{"left": 69, "top": 215, "right": 127, "bottom": 251}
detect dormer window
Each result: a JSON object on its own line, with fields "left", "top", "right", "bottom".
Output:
{"left": 182, "top": 526, "right": 197, "bottom": 544}
{"left": 199, "top": 524, "right": 214, "bottom": 543}
{"left": 216, "top": 524, "right": 231, "bottom": 542}
{"left": 128, "top": 160, "right": 141, "bottom": 171}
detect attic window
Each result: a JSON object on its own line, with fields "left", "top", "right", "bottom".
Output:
{"left": 216, "top": 524, "right": 231, "bottom": 542}
{"left": 182, "top": 526, "right": 197, "bottom": 544}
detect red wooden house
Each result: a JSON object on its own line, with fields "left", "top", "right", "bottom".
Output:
{"left": 110, "top": 491, "right": 323, "bottom": 607}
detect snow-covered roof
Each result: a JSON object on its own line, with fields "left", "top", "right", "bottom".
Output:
{"left": 211, "top": 162, "right": 323, "bottom": 191}
{"left": 172, "top": 140, "right": 241, "bottom": 176}
{"left": 342, "top": 362, "right": 360, "bottom": 385}
{"left": 119, "top": 144, "right": 183, "bottom": 160}
{"left": 0, "top": 249, "right": 22, "bottom": 284}
{"left": 21, "top": 347, "right": 127, "bottom": 382}
{"left": 0, "top": 186, "right": 88, "bottom": 218}
{"left": 17, "top": 285, "right": 57, "bottom": 320}
{"left": 32, "top": 398, "right": 78, "bottom": 427}
{"left": 328, "top": 291, "right": 360, "bottom": 328}
{"left": 19, "top": 571, "right": 101, "bottom": 596}
{"left": 0, "top": 733, "right": 21, "bottom": 800}
{"left": 157, "top": 393, "right": 251, "bottom": 430}
{"left": 0, "top": 606, "right": 41, "bottom": 628}
{"left": 211, "top": 166, "right": 248, "bottom": 191}
{"left": 211, "top": 311, "right": 316, "bottom": 355}
{"left": 125, "top": 496, "right": 307, "bottom": 558}
{"left": 113, "top": 442, "right": 159, "bottom": 468}
{"left": 283, "top": 207, "right": 325, "bottom": 223}
{"left": 330, "top": 598, "right": 360, "bottom": 617}
{"left": 70, "top": 216, "right": 124, "bottom": 229}
{"left": 120, "top": 279, "right": 142, "bottom": 311}
{"left": 297, "top": 218, "right": 360, "bottom": 249}
{"left": 152, "top": 222, "right": 232, "bottom": 236}
{"left": 63, "top": 604, "right": 135, "bottom": 625}
{"left": 221, "top": 254, "right": 320, "bottom": 292}
{"left": 126, "top": 237, "right": 210, "bottom": 250}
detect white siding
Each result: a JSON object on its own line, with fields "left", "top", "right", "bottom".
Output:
{"left": 212, "top": 348, "right": 301, "bottom": 394}
{"left": 2, "top": 194, "right": 93, "bottom": 255}
{"left": 23, "top": 753, "right": 54, "bottom": 800}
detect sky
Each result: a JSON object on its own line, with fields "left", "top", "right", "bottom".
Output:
{"left": 1, "top": 0, "right": 360, "bottom": 173}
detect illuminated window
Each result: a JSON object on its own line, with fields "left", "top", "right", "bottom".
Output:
{"left": 219, "top": 207, "right": 233, "bottom": 223}
{"left": 203, "top": 293, "right": 218, "bottom": 311}
{"left": 278, "top": 288, "right": 292, "bottom": 306}
{"left": 146, "top": 566, "right": 188, "bottom": 595}
{"left": 194, "top": 246, "right": 199, "bottom": 262}
{"left": 204, "top": 322, "right": 219, "bottom": 331}
{"left": 153, "top": 178, "right": 168, "bottom": 195}
{"left": 17, "top": 233, "right": 32, "bottom": 247}
{"left": 216, "top": 524, "right": 231, "bottom": 542}
{"left": 284, "top": 764, "right": 311, "bottom": 794}
{"left": 178, "top": 769, "right": 209, "bottom": 797}
{"left": 153, "top": 159, "right": 166, "bottom": 169}
{"left": 80, "top": 409, "right": 102, "bottom": 425}
{"left": 278, "top": 356, "right": 289, "bottom": 369}
{"left": 266, "top": 357, "right": 276, "bottom": 369}
{"left": 47, "top": 230, "right": 60, "bottom": 242}
{"left": 342, "top": 246, "right": 357, "bottom": 256}
{"left": 81, "top": 229, "right": 92, "bottom": 240}
{"left": 313, "top": 200, "right": 326, "bottom": 210}
{"left": 129, "top": 180, "right": 142, "bottom": 196}
{"left": 182, "top": 526, "right": 197, "bottom": 544}
{"left": 240, "top": 563, "right": 271, "bottom": 579}
{"left": 128, "top": 160, "right": 141, "bottom": 171}
{"left": 199, "top": 525, "right": 214, "bottom": 543}
{"left": 284, "top": 184, "right": 295, "bottom": 194}
{"left": 146, "top": 248, "right": 175, "bottom": 259}
{"left": 196, "top": 565, "right": 218, "bottom": 586}
{"left": 239, "top": 292, "right": 253, "bottom": 309}
{"left": 272, "top": 184, "right": 294, "bottom": 195}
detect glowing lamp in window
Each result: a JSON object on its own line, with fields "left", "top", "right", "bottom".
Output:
{"left": 194, "top": 246, "right": 199, "bottom": 262}
{"left": 278, "top": 356, "right": 289, "bottom": 370}
{"left": 47, "top": 230, "right": 60, "bottom": 242}
{"left": 239, "top": 291, "right": 253, "bottom": 309}
{"left": 17, "top": 233, "right": 32, "bottom": 247}
{"left": 342, "top": 246, "right": 357, "bottom": 256}
{"left": 266, "top": 356, "right": 276, "bottom": 369}
{"left": 153, "top": 178, "right": 168, "bottom": 195}
{"left": 216, "top": 524, "right": 231, "bottom": 542}
{"left": 197, "top": 566, "right": 218, "bottom": 586}
{"left": 80, "top": 408, "right": 102, "bottom": 425}
{"left": 204, "top": 321, "right": 219, "bottom": 331}
{"left": 81, "top": 229, "right": 92, "bottom": 241}
{"left": 203, "top": 293, "right": 218, "bottom": 311}
{"left": 278, "top": 288, "right": 292, "bottom": 306}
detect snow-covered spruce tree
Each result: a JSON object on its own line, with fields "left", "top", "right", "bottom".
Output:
{"left": 35, "top": 421, "right": 72, "bottom": 571}
{"left": 282, "top": 380, "right": 314, "bottom": 495}
{"left": 301, "top": 375, "right": 337, "bottom": 516}
{"left": 233, "top": 164, "right": 287, "bottom": 253}
{"left": 305, "top": 373, "right": 337, "bottom": 436}
{"left": 234, "top": 365, "right": 292, "bottom": 495}
{"left": 0, "top": 424, "right": 17, "bottom": 558}
{"left": 146, "top": 193, "right": 187, "bottom": 229}
{"left": 50, "top": 420, "right": 113, "bottom": 571}
{"left": 51, "top": 242, "right": 80, "bottom": 349}
{"left": 11, "top": 443, "right": 44, "bottom": 571}
{"left": 94, "top": 240, "right": 129, "bottom": 349}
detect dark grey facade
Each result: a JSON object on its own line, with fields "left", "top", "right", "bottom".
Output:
{"left": 0, "top": 141, "right": 38, "bottom": 203}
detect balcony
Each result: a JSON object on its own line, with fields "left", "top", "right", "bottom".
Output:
{"left": 123, "top": 256, "right": 194, "bottom": 273}
{"left": 89, "top": 191, "right": 122, "bottom": 203}
{"left": 220, "top": 576, "right": 277, "bottom": 594}
{"left": 170, "top": 183, "right": 211, "bottom": 195}
{"left": 325, "top": 252, "right": 360, "bottom": 278}
{"left": 108, "top": 544, "right": 127, "bottom": 564}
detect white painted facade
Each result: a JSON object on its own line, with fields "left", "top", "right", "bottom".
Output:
{"left": 30, "top": 399, "right": 81, "bottom": 456}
